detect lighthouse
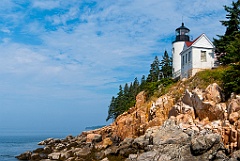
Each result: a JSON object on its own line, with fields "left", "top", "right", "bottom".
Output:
{"left": 172, "top": 23, "right": 190, "bottom": 79}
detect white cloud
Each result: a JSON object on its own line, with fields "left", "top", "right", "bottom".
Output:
{"left": 32, "top": 1, "right": 60, "bottom": 10}
{"left": 1, "top": 28, "right": 11, "bottom": 33}
{"left": 0, "top": 0, "right": 233, "bottom": 130}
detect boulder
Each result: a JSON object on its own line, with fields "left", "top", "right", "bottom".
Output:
{"left": 74, "top": 147, "right": 91, "bottom": 157}
{"left": 48, "top": 152, "right": 61, "bottom": 160}
{"left": 33, "top": 148, "right": 44, "bottom": 153}
{"left": 65, "top": 157, "right": 76, "bottom": 161}
{"left": 101, "top": 158, "right": 109, "bottom": 161}
{"left": 229, "top": 112, "right": 239, "bottom": 124}
{"left": 66, "top": 141, "right": 78, "bottom": 149}
{"left": 136, "top": 151, "right": 158, "bottom": 161}
{"left": 60, "top": 150, "right": 74, "bottom": 160}
{"left": 182, "top": 89, "right": 193, "bottom": 106}
{"left": 94, "top": 151, "right": 105, "bottom": 160}
{"left": 102, "top": 137, "right": 113, "bottom": 148}
{"left": 86, "top": 134, "right": 102, "bottom": 143}
{"left": 117, "top": 138, "right": 136, "bottom": 157}
{"left": 104, "top": 145, "right": 118, "bottom": 156}
{"left": 31, "top": 153, "right": 41, "bottom": 160}
{"left": 191, "top": 134, "right": 221, "bottom": 155}
{"left": 43, "top": 146, "right": 53, "bottom": 154}
{"left": 231, "top": 149, "right": 240, "bottom": 160}
{"left": 192, "top": 90, "right": 225, "bottom": 121}
{"left": 127, "top": 118, "right": 226, "bottom": 161}
{"left": 15, "top": 151, "right": 32, "bottom": 160}
{"left": 228, "top": 97, "right": 240, "bottom": 114}
{"left": 55, "top": 143, "right": 66, "bottom": 151}
{"left": 205, "top": 83, "right": 224, "bottom": 103}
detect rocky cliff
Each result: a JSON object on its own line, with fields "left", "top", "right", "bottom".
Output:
{"left": 16, "top": 80, "right": 240, "bottom": 161}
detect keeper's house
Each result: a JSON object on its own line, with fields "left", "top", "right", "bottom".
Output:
{"left": 172, "top": 23, "right": 216, "bottom": 79}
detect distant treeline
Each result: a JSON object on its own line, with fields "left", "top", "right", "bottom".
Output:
{"left": 85, "top": 125, "right": 106, "bottom": 130}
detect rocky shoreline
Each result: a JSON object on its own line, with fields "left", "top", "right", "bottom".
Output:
{"left": 16, "top": 82, "right": 240, "bottom": 160}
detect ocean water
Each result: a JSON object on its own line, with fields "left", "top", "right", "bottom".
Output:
{"left": 0, "top": 129, "right": 81, "bottom": 161}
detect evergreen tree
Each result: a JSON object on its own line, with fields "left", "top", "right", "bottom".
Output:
{"left": 106, "top": 96, "right": 116, "bottom": 121}
{"left": 139, "top": 75, "right": 146, "bottom": 91}
{"left": 106, "top": 79, "right": 139, "bottom": 121}
{"left": 115, "top": 85, "right": 125, "bottom": 116}
{"left": 123, "top": 83, "right": 129, "bottom": 96}
{"left": 106, "top": 53, "right": 174, "bottom": 121}
{"left": 147, "top": 56, "right": 160, "bottom": 82}
{"left": 223, "top": 32, "right": 240, "bottom": 64}
{"left": 214, "top": 0, "right": 240, "bottom": 64}
{"left": 160, "top": 50, "right": 172, "bottom": 78}
{"left": 221, "top": 1, "right": 240, "bottom": 36}
{"left": 133, "top": 77, "right": 139, "bottom": 95}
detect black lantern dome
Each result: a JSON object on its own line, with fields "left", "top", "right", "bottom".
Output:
{"left": 174, "top": 23, "right": 190, "bottom": 42}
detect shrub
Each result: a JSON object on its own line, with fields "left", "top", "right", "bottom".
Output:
{"left": 222, "top": 63, "right": 240, "bottom": 98}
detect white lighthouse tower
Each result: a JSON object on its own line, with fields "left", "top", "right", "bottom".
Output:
{"left": 172, "top": 23, "right": 190, "bottom": 79}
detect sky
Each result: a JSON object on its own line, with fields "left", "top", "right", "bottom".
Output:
{"left": 0, "top": 0, "right": 232, "bottom": 135}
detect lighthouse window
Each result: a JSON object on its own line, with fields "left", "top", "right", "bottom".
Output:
{"left": 201, "top": 51, "right": 207, "bottom": 62}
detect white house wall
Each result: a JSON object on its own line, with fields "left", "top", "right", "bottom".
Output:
{"left": 181, "top": 47, "right": 214, "bottom": 78}
{"left": 181, "top": 48, "right": 192, "bottom": 78}
{"left": 192, "top": 34, "right": 214, "bottom": 49}
{"left": 192, "top": 48, "right": 214, "bottom": 69}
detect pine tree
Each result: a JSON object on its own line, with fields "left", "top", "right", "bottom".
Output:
{"left": 160, "top": 50, "right": 172, "bottom": 78}
{"left": 133, "top": 77, "right": 139, "bottom": 95}
{"left": 106, "top": 96, "right": 116, "bottom": 121}
{"left": 147, "top": 56, "right": 160, "bottom": 82}
{"left": 214, "top": 0, "right": 240, "bottom": 64}
{"left": 139, "top": 75, "right": 146, "bottom": 91}
{"left": 224, "top": 32, "right": 240, "bottom": 63}
{"left": 115, "top": 85, "right": 125, "bottom": 117}
{"left": 221, "top": 1, "right": 240, "bottom": 36}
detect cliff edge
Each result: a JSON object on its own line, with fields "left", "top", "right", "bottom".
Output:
{"left": 16, "top": 79, "right": 240, "bottom": 161}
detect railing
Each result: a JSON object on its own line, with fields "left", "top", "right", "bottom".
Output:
{"left": 172, "top": 69, "right": 181, "bottom": 79}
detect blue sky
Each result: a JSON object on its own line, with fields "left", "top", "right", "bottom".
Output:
{"left": 0, "top": 0, "right": 232, "bottom": 135}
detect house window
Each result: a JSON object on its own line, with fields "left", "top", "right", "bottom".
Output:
{"left": 182, "top": 55, "right": 184, "bottom": 66}
{"left": 188, "top": 52, "right": 191, "bottom": 62}
{"left": 201, "top": 51, "right": 207, "bottom": 62}
{"left": 185, "top": 54, "right": 187, "bottom": 64}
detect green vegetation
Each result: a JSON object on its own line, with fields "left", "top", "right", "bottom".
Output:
{"left": 106, "top": 51, "right": 173, "bottom": 121}
{"left": 106, "top": 78, "right": 140, "bottom": 121}
{"left": 222, "top": 63, "right": 240, "bottom": 97}
{"left": 213, "top": 0, "right": 240, "bottom": 97}
{"left": 107, "top": 1, "right": 240, "bottom": 121}
{"left": 188, "top": 67, "right": 226, "bottom": 90}
{"left": 213, "top": 0, "right": 240, "bottom": 65}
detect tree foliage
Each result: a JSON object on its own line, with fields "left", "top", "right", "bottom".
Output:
{"left": 214, "top": 0, "right": 240, "bottom": 64}
{"left": 147, "top": 56, "right": 160, "bottom": 82}
{"left": 106, "top": 53, "right": 173, "bottom": 121}
{"left": 213, "top": 1, "right": 240, "bottom": 98}
{"left": 160, "top": 50, "right": 172, "bottom": 78}
{"left": 222, "top": 32, "right": 240, "bottom": 64}
{"left": 223, "top": 63, "right": 240, "bottom": 97}
{"left": 106, "top": 79, "right": 140, "bottom": 121}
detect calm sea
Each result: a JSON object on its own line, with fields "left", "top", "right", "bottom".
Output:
{"left": 0, "top": 129, "right": 81, "bottom": 161}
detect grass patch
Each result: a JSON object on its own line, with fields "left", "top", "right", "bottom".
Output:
{"left": 186, "top": 66, "right": 227, "bottom": 91}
